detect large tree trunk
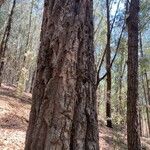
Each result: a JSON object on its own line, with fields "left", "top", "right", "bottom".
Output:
{"left": 106, "top": 0, "right": 112, "bottom": 128}
{"left": 127, "top": 0, "right": 141, "bottom": 149}
{"left": 25, "top": 0, "right": 99, "bottom": 150}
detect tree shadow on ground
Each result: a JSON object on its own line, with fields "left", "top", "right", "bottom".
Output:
{"left": 0, "top": 114, "right": 28, "bottom": 131}
{"left": 0, "top": 85, "right": 32, "bottom": 105}
{"left": 103, "top": 135, "right": 127, "bottom": 150}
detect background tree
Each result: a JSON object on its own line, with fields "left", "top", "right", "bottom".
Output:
{"left": 0, "top": 0, "right": 149, "bottom": 149}
{"left": 95, "top": 0, "right": 126, "bottom": 127}
{"left": 127, "top": 0, "right": 141, "bottom": 149}
{"left": 105, "top": 0, "right": 112, "bottom": 128}
{"left": 0, "top": 0, "right": 42, "bottom": 94}
{"left": 0, "top": 0, "right": 16, "bottom": 86}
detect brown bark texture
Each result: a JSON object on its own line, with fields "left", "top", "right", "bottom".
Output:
{"left": 127, "top": 0, "right": 141, "bottom": 149}
{"left": 106, "top": 0, "right": 112, "bottom": 128}
{"left": 25, "top": 0, "right": 99, "bottom": 150}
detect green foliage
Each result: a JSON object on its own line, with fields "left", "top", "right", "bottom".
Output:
{"left": 139, "top": 56, "right": 150, "bottom": 73}
{"left": 140, "top": 0, "right": 150, "bottom": 32}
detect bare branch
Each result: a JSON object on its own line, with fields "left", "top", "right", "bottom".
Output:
{"left": 97, "top": 21, "right": 125, "bottom": 87}
{"left": 96, "top": 0, "right": 123, "bottom": 87}
{"left": 110, "top": 0, "right": 122, "bottom": 33}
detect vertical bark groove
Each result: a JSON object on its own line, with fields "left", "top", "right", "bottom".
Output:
{"left": 25, "top": 0, "right": 99, "bottom": 150}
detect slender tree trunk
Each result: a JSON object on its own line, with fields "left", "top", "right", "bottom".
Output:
{"left": 106, "top": 0, "right": 112, "bottom": 128}
{"left": 145, "top": 73, "right": 150, "bottom": 105}
{"left": 138, "top": 108, "right": 142, "bottom": 136}
{"left": 26, "top": 0, "right": 34, "bottom": 49}
{"left": 140, "top": 99, "right": 144, "bottom": 137}
{"left": 23, "top": 0, "right": 34, "bottom": 61}
{"left": 142, "top": 76, "right": 150, "bottom": 136}
{"left": 127, "top": 0, "right": 141, "bottom": 149}
{"left": 17, "top": 0, "right": 34, "bottom": 95}
{"left": 118, "top": 57, "right": 126, "bottom": 115}
{"left": 25, "top": 0, "right": 99, "bottom": 150}
{"left": 140, "top": 33, "right": 150, "bottom": 136}
{"left": 0, "top": 0, "right": 16, "bottom": 86}
{"left": 139, "top": 33, "right": 150, "bottom": 105}
{"left": 29, "top": 69, "right": 36, "bottom": 93}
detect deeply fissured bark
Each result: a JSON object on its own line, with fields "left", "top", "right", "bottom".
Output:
{"left": 25, "top": 0, "right": 99, "bottom": 150}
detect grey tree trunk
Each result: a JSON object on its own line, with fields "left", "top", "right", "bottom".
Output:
{"left": 127, "top": 0, "right": 141, "bottom": 149}
{"left": 25, "top": 0, "right": 99, "bottom": 150}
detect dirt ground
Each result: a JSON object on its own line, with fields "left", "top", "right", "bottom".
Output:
{"left": 0, "top": 84, "right": 31, "bottom": 150}
{"left": 0, "top": 84, "right": 150, "bottom": 150}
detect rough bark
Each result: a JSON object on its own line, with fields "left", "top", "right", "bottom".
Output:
{"left": 127, "top": 0, "right": 141, "bottom": 149}
{"left": 106, "top": 0, "right": 112, "bottom": 128}
{"left": 25, "top": 0, "right": 99, "bottom": 150}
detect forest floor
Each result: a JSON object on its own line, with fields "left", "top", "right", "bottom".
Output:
{"left": 0, "top": 84, "right": 150, "bottom": 150}
{"left": 0, "top": 84, "right": 31, "bottom": 150}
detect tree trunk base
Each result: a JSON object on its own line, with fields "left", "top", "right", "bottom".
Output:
{"left": 107, "top": 120, "right": 112, "bottom": 128}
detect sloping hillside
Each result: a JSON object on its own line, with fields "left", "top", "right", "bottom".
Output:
{"left": 0, "top": 85, "right": 150, "bottom": 150}
{"left": 0, "top": 85, "right": 31, "bottom": 150}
